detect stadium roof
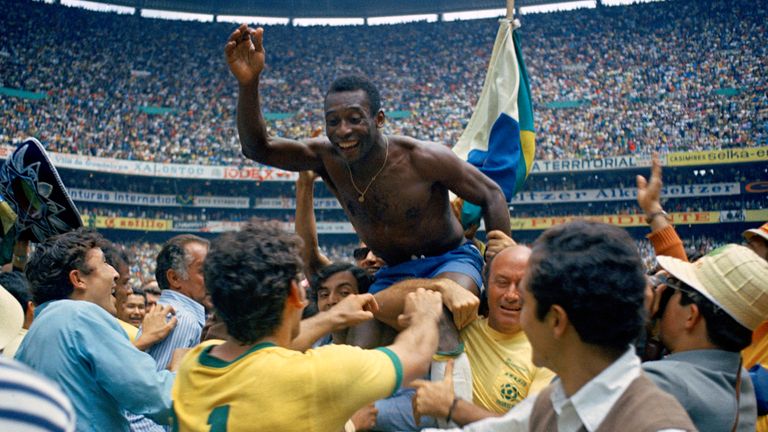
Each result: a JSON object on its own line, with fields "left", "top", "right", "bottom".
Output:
{"left": 82, "top": 0, "right": 590, "bottom": 19}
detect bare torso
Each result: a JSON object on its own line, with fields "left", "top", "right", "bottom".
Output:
{"left": 318, "top": 136, "right": 465, "bottom": 265}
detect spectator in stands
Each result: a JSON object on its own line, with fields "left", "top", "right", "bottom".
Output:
{"left": 14, "top": 229, "right": 176, "bottom": 431}
{"left": 412, "top": 245, "right": 555, "bottom": 428}
{"left": 3, "top": 0, "right": 765, "bottom": 164}
{"left": 172, "top": 219, "right": 444, "bottom": 431}
{"left": 431, "top": 221, "right": 695, "bottom": 431}
{"left": 644, "top": 244, "right": 768, "bottom": 431}
{"left": 0, "top": 272, "right": 33, "bottom": 358}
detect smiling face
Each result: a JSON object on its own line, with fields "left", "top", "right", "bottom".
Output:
{"left": 324, "top": 90, "right": 383, "bottom": 162}
{"left": 487, "top": 247, "right": 531, "bottom": 335}
{"left": 119, "top": 293, "right": 147, "bottom": 327}
{"left": 354, "top": 243, "right": 386, "bottom": 275}
{"left": 77, "top": 248, "right": 120, "bottom": 316}
{"left": 316, "top": 270, "right": 359, "bottom": 312}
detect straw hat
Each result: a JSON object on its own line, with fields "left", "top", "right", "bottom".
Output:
{"left": 656, "top": 244, "right": 768, "bottom": 331}
{"left": 743, "top": 222, "right": 768, "bottom": 243}
{"left": 0, "top": 283, "right": 23, "bottom": 350}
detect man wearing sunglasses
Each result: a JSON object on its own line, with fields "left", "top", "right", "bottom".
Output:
{"left": 353, "top": 244, "right": 386, "bottom": 276}
{"left": 643, "top": 244, "right": 768, "bottom": 432}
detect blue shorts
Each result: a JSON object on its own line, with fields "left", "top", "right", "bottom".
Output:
{"left": 368, "top": 242, "right": 484, "bottom": 295}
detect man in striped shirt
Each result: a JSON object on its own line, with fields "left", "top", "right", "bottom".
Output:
{"left": 0, "top": 356, "right": 76, "bottom": 432}
{"left": 130, "top": 234, "right": 209, "bottom": 432}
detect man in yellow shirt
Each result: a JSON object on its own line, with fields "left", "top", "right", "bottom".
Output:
{"left": 412, "top": 245, "right": 555, "bottom": 427}
{"left": 172, "top": 220, "right": 444, "bottom": 432}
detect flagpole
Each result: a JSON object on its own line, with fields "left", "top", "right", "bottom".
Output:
{"left": 507, "top": 0, "right": 515, "bottom": 19}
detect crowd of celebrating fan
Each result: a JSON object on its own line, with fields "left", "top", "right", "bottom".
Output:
{"left": 1, "top": 0, "right": 765, "bottom": 165}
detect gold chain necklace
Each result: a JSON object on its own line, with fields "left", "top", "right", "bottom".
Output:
{"left": 346, "top": 135, "right": 389, "bottom": 203}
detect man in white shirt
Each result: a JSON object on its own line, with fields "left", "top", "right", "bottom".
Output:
{"left": 429, "top": 221, "right": 695, "bottom": 431}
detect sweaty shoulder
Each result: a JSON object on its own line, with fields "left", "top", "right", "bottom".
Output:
{"left": 397, "top": 136, "right": 463, "bottom": 180}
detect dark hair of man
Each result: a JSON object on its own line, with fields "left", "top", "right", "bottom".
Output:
{"left": 25, "top": 228, "right": 110, "bottom": 305}
{"left": 310, "top": 262, "right": 373, "bottom": 303}
{"left": 326, "top": 75, "right": 382, "bottom": 115}
{"left": 155, "top": 234, "right": 209, "bottom": 291}
{"left": 676, "top": 285, "right": 752, "bottom": 352}
{"left": 0, "top": 272, "right": 32, "bottom": 314}
{"left": 129, "top": 287, "right": 147, "bottom": 303}
{"left": 141, "top": 280, "right": 161, "bottom": 296}
{"left": 204, "top": 219, "right": 302, "bottom": 344}
{"left": 103, "top": 243, "right": 130, "bottom": 271}
{"left": 527, "top": 220, "right": 647, "bottom": 354}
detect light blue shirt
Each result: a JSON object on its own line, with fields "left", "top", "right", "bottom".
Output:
{"left": 15, "top": 300, "right": 174, "bottom": 432}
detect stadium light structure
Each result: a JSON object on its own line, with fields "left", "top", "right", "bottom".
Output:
{"left": 50, "top": 0, "right": 635, "bottom": 24}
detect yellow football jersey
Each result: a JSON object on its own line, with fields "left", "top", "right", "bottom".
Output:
{"left": 172, "top": 341, "right": 401, "bottom": 431}
{"left": 117, "top": 318, "right": 138, "bottom": 342}
{"left": 462, "top": 318, "right": 555, "bottom": 413}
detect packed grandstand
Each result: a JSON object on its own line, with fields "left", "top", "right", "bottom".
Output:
{"left": 0, "top": 0, "right": 766, "bottom": 286}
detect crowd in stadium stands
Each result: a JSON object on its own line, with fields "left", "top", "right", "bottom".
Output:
{"left": 76, "top": 193, "right": 765, "bottom": 222}
{"left": 3, "top": 0, "right": 768, "bottom": 430}
{"left": 108, "top": 232, "right": 735, "bottom": 291}
{"left": 1, "top": 0, "right": 766, "bottom": 165}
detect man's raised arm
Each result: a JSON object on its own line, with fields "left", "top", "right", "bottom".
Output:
{"left": 225, "top": 24, "right": 323, "bottom": 171}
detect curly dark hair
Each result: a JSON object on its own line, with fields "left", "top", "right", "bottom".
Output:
{"left": 310, "top": 262, "right": 373, "bottom": 303}
{"left": 204, "top": 219, "right": 303, "bottom": 344}
{"left": 26, "top": 228, "right": 110, "bottom": 305}
{"left": 326, "top": 75, "right": 382, "bottom": 115}
{"left": 527, "top": 220, "right": 647, "bottom": 354}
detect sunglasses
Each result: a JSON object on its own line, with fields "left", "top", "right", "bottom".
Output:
{"left": 353, "top": 247, "right": 370, "bottom": 261}
{"left": 653, "top": 275, "right": 695, "bottom": 319}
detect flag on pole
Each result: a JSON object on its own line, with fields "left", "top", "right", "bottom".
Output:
{"left": 453, "top": 18, "right": 535, "bottom": 229}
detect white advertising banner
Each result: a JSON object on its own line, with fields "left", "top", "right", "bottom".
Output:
{"left": 70, "top": 188, "right": 250, "bottom": 208}
{"left": 512, "top": 183, "right": 740, "bottom": 204}
{"left": 252, "top": 197, "right": 341, "bottom": 209}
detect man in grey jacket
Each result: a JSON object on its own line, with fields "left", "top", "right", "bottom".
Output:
{"left": 645, "top": 244, "right": 768, "bottom": 432}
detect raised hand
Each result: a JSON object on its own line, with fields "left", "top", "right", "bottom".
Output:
{"left": 485, "top": 230, "right": 517, "bottom": 261}
{"left": 224, "top": 24, "right": 266, "bottom": 85}
{"left": 636, "top": 152, "right": 664, "bottom": 215}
